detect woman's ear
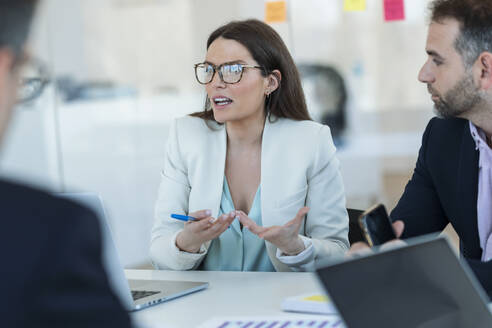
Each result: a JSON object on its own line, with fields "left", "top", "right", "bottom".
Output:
{"left": 265, "top": 69, "right": 281, "bottom": 95}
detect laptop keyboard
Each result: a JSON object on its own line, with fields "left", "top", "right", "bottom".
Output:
{"left": 131, "top": 290, "right": 160, "bottom": 301}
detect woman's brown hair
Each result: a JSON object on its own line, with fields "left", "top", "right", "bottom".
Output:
{"left": 190, "top": 19, "right": 311, "bottom": 123}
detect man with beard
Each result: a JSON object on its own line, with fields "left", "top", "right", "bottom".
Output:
{"left": 0, "top": 1, "right": 132, "bottom": 326}
{"left": 352, "top": 0, "right": 492, "bottom": 298}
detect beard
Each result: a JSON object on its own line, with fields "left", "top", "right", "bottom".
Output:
{"left": 429, "top": 73, "right": 482, "bottom": 119}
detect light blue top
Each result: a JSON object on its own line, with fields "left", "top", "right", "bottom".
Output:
{"left": 201, "top": 177, "right": 275, "bottom": 272}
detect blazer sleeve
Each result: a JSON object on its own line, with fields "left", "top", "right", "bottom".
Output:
{"left": 390, "top": 118, "right": 449, "bottom": 237}
{"left": 34, "top": 206, "right": 132, "bottom": 327}
{"left": 288, "top": 124, "right": 350, "bottom": 270}
{"left": 150, "top": 119, "right": 209, "bottom": 270}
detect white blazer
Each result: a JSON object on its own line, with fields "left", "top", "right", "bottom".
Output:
{"left": 150, "top": 115, "right": 349, "bottom": 272}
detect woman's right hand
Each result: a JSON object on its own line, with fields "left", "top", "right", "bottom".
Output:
{"left": 175, "top": 209, "right": 236, "bottom": 253}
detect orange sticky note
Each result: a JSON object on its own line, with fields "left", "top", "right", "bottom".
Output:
{"left": 344, "top": 0, "right": 366, "bottom": 11}
{"left": 265, "top": 1, "right": 287, "bottom": 23}
{"left": 384, "top": 0, "right": 405, "bottom": 21}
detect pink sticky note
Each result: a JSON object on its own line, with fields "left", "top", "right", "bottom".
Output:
{"left": 384, "top": 0, "right": 405, "bottom": 21}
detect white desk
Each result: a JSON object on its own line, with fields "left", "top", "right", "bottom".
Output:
{"left": 126, "top": 269, "right": 328, "bottom": 328}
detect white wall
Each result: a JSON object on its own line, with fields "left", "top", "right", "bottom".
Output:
{"left": 30, "top": 0, "right": 434, "bottom": 112}
{"left": 1, "top": 0, "right": 436, "bottom": 267}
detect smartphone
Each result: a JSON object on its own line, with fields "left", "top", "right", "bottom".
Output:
{"left": 358, "top": 203, "right": 397, "bottom": 247}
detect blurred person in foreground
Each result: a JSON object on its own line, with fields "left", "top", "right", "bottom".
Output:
{"left": 350, "top": 0, "right": 492, "bottom": 299}
{"left": 0, "top": 1, "right": 132, "bottom": 326}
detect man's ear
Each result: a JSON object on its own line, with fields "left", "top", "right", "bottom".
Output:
{"left": 0, "top": 49, "right": 15, "bottom": 87}
{"left": 265, "top": 69, "right": 281, "bottom": 95}
{"left": 477, "top": 52, "right": 492, "bottom": 91}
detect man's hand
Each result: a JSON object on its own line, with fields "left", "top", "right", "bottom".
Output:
{"left": 347, "top": 220, "right": 405, "bottom": 257}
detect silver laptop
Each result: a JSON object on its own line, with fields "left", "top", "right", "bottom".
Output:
{"left": 316, "top": 236, "right": 492, "bottom": 328}
{"left": 56, "top": 192, "right": 208, "bottom": 311}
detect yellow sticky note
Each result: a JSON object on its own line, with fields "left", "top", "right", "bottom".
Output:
{"left": 265, "top": 1, "right": 287, "bottom": 23}
{"left": 344, "top": 0, "right": 366, "bottom": 11}
{"left": 303, "top": 295, "right": 328, "bottom": 302}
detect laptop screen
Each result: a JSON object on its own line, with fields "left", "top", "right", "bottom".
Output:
{"left": 316, "top": 237, "right": 492, "bottom": 328}
{"left": 55, "top": 192, "right": 135, "bottom": 310}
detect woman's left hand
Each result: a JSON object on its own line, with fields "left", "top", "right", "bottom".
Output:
{"left": 235, "top": 207, "right": 309, "bottom": 256}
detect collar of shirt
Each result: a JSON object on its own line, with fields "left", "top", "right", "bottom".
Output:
{"left": 469, "top": 121, "right": 492, "bottom": 169}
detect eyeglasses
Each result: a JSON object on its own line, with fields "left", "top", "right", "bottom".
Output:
{"left": 194, "top": 62, "right": 263, "bottom": 85}
{"left": 16, "top": 58, "right": 50, "bottom": 104}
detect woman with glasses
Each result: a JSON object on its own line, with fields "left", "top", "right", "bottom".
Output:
{"left": 150, "top": 19, "right": 349, "bottom": 272}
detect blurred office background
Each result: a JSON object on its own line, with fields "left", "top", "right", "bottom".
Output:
{"left": 1, "top": 0, "right": 448, "bottom": 268}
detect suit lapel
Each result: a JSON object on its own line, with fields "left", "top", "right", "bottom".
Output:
{"left": 206, "top": 123, "right": 227, "bottom": 219}
{"left": 457, "top": 122, "right": 480, "bottom": 258}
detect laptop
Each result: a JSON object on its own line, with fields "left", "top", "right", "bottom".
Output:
{"left": 316, "top": 236, "right": 492, "bottom": 328}
{"left": 56, "top": 192, "right": 208, "bottom": 311}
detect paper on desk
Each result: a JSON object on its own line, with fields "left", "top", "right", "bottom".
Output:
{"left": 281, "top": 292, "right": 338, "bottom": 315}
{"left": 196, "top": 315, "right": 345, "bottom": 328}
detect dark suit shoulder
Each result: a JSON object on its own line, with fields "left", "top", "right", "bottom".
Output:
{"left": 0, "top": 179, "right": 97, "bottom": 224}
{"left": 0, "top": 180, "right": 131, "bottom": 327}
{"left": 391, "top": 117, "right": 473, "bottom": 235}
{"left": 424, "top": 117, "right": 469, "bottom": 146}
{"left": 428, "top": 116, "right": 468, "bottom": 129}
{"left": 420, "top": 117, "right": 472, "bottom": 173}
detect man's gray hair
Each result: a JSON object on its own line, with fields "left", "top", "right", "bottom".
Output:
{"left": 455, "top": 23, "right": 492, "bottom": 69}
{"left": 430, "top": 0, "right": 492, "bottom": 69}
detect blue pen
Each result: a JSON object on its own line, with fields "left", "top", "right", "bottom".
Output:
{"left": 170, "top": 213, "right": 232, "bottom": 229}
{"left": 170, "top": 214, "right": 197, "bottom": 222}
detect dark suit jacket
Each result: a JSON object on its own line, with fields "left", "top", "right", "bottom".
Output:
{"left": 391, "top": 117, "right": 492, "bottom": 298}
{"left": 0, "top": 179, "right": 132, "bottom": 327}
